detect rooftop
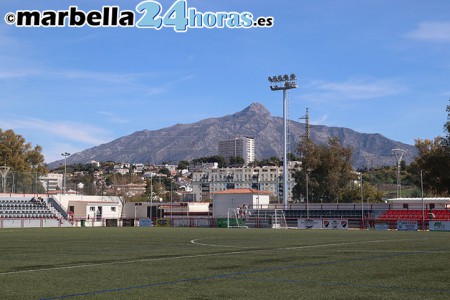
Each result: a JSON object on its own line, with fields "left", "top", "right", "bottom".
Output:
{"left": 213, "top": 188, "right": 272, "bottom": 195}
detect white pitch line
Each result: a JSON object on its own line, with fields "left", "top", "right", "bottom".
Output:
{"left": 0, "top": 238, "right": 436, "bottom": 276}
{"left": 190, "top": 238, "right": 250, "bottom": 248}
{"left": 0, "top": 251, "right": 251, "bottom": 276}
{"left": 332, "top": 249, "right": 449, "bottom": 254}
{"left": 190, "top": 237, "right": 420, "bottom": 251}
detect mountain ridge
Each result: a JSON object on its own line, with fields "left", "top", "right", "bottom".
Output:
{"left": 48, "top": 103, "right": 417, "bottom": 169}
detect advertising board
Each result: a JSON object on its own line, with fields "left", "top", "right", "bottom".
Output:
{"left": 397, "top": 220, "right": 418, "bottom": 231}
{"left": 297, "top": 219, "right": 323, "bottom": 229}
{"left": 429, "top": 221, "right": 450, "bottom": 231}
{"left": 323, "top": 219, "right": 349, "bottom": 230}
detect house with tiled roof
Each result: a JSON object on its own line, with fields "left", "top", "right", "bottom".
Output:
{"left": 212, "top": 188, "right": 270, "bottom": 218}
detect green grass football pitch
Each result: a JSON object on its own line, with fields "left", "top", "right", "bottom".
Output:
{"left": 1, "top": 227, "right": 449, "bottom": 299}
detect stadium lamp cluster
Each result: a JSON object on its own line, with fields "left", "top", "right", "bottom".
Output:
{"left": 268, "top": 74, "right": 298, "bottom": 91}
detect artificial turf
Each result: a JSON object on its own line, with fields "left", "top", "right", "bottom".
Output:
{"left": 0, "top": 227, "right": 449, "bottom": 299}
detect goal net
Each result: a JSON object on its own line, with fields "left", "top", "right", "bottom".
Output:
{"left": 227, "top": 208, "right": 248, "bottom": 228}
{"left": 0, "top": 166, "right": 10, "bottom": 193}
{"left": 272, "top": 209, "right": 288, "bottom": 229}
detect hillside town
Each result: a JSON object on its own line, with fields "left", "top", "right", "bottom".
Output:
{"left": 38, "top": 136, "right": 302, "bottom": 204}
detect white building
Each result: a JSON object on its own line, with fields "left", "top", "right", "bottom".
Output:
{"left": 188, "top": 162, "right": 218, "bottom": 172}
{"left": 218, "top": 136, "right": 255, "bottom": 165}
{"left": 113, "top": 164, "right": 129, "bottom": 175}
{"left": 192, "top": 162, "right": 300, "bottom": 202}
{"left": 133, "top": 163, "right": 145, "bottom": 173}
{"left": 52, "top": 194, "right": 123, "bottom": 227}
{"left": 40, "top": 173, "right": 63, "bottom": 191}
{"left": 386, "top": 198, "right": 450, "bottom": 210}
{"left": 212, "top": 188, "right": 270, "bottom": 218}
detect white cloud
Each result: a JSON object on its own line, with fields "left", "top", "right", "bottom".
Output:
{"left": 147, "top": 86, "right": 168, "bottom": 96}
{"left": 439, "top": 90, "right": 450, "bottom": 98}
{"left": 99, "top": 111, "right": 129, "bottom": 124}
{"left": 145, "top": 74, "right": 194, "bottom": 96}
{"left": 0, "top": 116, "right": 113, "bottom": 163}
{"left": 44, "top": 142, "right": 83, "bottom": 164}
{"left": 301, "top": 78, "right": 406, "bottom": 103}
{"left": 58, "top": 70, "right": 139, "bottom": 84}
{"left": 0, "top": 117, "right": 110, "bottom": 145}
{"left": 0, "top": 69, "right": 41, "bottom": 79}
{"left": 405, "top": 21, "right": 450, "bottom": 43}
{"left": 311, "top": 114, "right": 328, "bottom": 125}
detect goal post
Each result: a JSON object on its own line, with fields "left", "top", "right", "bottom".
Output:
{"left": 273, "top": 209, "right": 288, "bottom": 229}
{"left": 0, "top": 166, "right": 10, "bottom": 193}
{"left": 227, "top": 208, "right": 248, "bottom": 229}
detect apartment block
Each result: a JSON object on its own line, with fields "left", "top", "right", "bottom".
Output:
{"left": 218, "top": 136, "right": 255, "bottom": 165}
{"left": 192, "top": 162, "right": 300, "bottom": 203}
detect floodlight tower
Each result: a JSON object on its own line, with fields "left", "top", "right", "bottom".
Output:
{"left": 268, "top": 74, "right": 298, "bottom": 210}
{"left": 392, "top": 149, "right": 406, "bottom": 198}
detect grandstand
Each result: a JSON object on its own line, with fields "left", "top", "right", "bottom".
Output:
{"left": 377, "top": 209, "right": 450, "bottom": 221}
{"left": 374, "top": 197, "right": 450, "bottom": 222}
{"left": 0, "top": 194, "right": 122, "bottom": 228}
{"left": 0, "top": 195, "right": 70, "bottom": 228}
{"left": 1, "top": 193, "right": 449, "bottom": 230}
{"left": 0, "top": 196, "right": 60, "bottom": 218}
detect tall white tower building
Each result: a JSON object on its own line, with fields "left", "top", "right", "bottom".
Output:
{"left": 218, "top": 136, "right": 255, "bottom": 165}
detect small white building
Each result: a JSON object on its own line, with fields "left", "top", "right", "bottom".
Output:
{"left": 39, "top": 173, "right": 63, "bottom": 191}
{"left": 212, "top": 188, "right": 271, "bottom": 218}
{"left": 51, "top": 194, "right": 122, "bottom": 227}
{"left": 386, "top": 198, "right": 450, "bottom": 210}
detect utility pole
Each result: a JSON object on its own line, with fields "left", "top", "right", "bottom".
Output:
{"left": 392, "top": 149, "right": 406, "bottom": 198}
{"left": 299, "top": 108, "right": 310, "bottom": 218}
{"left": 301, "top": 108, "right": 310, "bottom": 142}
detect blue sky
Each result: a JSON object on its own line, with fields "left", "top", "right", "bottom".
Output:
{"left": 1, "top": 0, "right": 449, "bottom": 163}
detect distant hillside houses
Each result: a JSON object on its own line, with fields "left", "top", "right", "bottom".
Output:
{"left": 42, "top": 159, "right": 312, "bottom": 203}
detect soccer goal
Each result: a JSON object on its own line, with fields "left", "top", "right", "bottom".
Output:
{"left": 227, "top": 208, "right": 248, "bottom": 228}
{"left": 0, "top": 166, "right": 10, "bottom": 193}
{"left": 272, "top": 209, "right": 288, "bottom": 229}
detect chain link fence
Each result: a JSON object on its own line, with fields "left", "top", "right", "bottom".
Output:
{"left": 0, "top": 171, "right": 50, "bottom": 194}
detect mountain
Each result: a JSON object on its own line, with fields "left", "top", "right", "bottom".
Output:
{"left": 48, "top": 103, "right": 417, "bottom": 169}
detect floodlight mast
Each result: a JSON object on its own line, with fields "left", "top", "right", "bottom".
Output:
{"left": 268, "top": 74, "right": 298, "bottom": 210}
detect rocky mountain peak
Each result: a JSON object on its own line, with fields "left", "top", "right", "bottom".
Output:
{"left": 48, "top": 103, "right": 417, "bottom": 169}
{"left": 234, "top": 102, "right": 271, "bottom": 119}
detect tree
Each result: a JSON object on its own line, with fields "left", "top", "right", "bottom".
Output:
{"left": 254, "top": 156, "right": 281, "bottom": 167}
{"left": 339, "top": 180, "right": 384, "bottom": 203}
{"left": 407, "top": 101, "right": 450, "bottom": 196}
{"left": 293, "top": 137, "right": 355, "bottom": 203}
{"left": 0, "top": 129, "right": 47, "bottom": 193}
{"left": 408, "top": 138, "right": 450, "bottom": 196}
{"left": 159, "top": 167, "right": 171, "bottom": 177}
{"left": 443, "top": 100, "right": 450, "bottom": 148}
{"left": 0, "top": 129, "right": 46, "bottom": 173}
{"left": 287, "top": 153, "right": 300, "bottom": 161}
{"left": 177, "top": 160, "right": 190, "bottom": 170}
{"left": 228, "top": 156, "right": 245, "bottom": 166}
